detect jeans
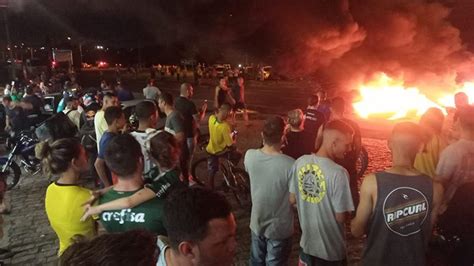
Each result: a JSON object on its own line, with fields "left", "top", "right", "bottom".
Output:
{"left": 187, "top": 137, "right": 196, "bottom": 171}
{"left": 187, "top": 137, "right": 196, "bottom": 156}
{"left": 207, "top": 155, "right": 219, "bottom": 189}
{"left": 250, "top": 231, "right": 292, "bottom": 266}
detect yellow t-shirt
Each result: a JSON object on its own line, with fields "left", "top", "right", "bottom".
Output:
{"left": 206, "top": 115, "right": 233, "bottom": 155}
{"left": 414, "top": 134, "right": 447, "bottom": 178}
{"left": 45, "top": 182, "right": 96, "bottom": 255}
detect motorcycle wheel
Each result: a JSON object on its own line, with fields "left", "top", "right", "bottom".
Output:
{"left": 2, "top": 161, "right": 21, "bottom": 190}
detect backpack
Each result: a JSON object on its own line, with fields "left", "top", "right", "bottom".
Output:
{"left": 79, "top": 109, "right": 97, "bottom": 152}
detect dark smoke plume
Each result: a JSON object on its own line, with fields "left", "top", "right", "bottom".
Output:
{"left": 274, "top": 0, "right": 474, "bottom": 96}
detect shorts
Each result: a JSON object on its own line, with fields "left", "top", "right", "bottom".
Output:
{"left": 233, "top": 101, "right": 246, "bottom": 111}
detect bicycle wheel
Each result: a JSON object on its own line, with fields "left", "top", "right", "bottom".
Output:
{"left": 228, "top": 168, "right": 251, "bottom": 208}
{"left": 191, "top": 157, "right": 209, "bottom": 187}
{"left": 356, "top": 146, "right": 369, "bottom": 178}
{"left": 197, "top": 133, "right": 210, "bottom": 151}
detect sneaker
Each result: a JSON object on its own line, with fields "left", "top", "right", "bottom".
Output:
{"left": 188, "top": 176, "right": 202, "bottom": 187}
{"left": 188, "top": 179, "right": 198, "bottom": 187}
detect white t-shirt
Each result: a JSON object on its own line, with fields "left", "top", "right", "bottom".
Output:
{"left": 130, "top": 129, "right": 156, "bottom": 174}
{"left": 436, "top": 139, "right": 474, "bottom": 204}
{"left": 244, "top": 149, "right": 295, "bottom": 240}
{"left": 290, "top": 155, "right": 354, "bottom": 261}
{"left": 156, "top": 236, "right": 170, "bottom": 266}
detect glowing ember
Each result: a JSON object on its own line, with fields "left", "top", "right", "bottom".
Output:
{"left": 353, "top": 73, "right": 442, "bottom": 120}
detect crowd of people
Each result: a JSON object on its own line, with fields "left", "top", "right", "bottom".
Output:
{"left": 0, "top": 70, "right": 472, "bottom": 266}
{"left": 245, "top": 92, "right": 474, "bottom": 266}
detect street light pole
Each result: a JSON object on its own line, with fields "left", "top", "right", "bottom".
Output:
{"left": 79, "top": 43, "right": 83, "bottom": 66}
{"left": 2, "top": 6, "right": 15, "bottom": 80}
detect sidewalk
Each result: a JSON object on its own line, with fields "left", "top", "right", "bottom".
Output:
{"left": 0, "top": 174, "right": 58, "bottom": 265}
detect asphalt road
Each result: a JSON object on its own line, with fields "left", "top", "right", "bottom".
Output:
{"left": 78, "top": 70, "right": 338, "bottom": 115}
{"left": 78, "top": 70, "right": 394, "bottom": 139}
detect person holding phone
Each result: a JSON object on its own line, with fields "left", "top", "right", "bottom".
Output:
{"left": 206, "top": 103, "right": 237, "bottom": 189}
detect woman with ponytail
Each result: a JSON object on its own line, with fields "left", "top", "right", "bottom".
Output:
{"left": 40, "top": 138, "right": 96, "bottom": 255}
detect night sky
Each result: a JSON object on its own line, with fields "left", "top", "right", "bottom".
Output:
{"left": 1, "top": 0, "right": 474, "bottom": 81}
{"left": 3, "top": 1, "right": 473, "bottom": 46}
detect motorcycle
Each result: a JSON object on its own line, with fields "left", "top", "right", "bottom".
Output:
{"left": 0, "top": 130, "right": 41, "bottom": 190}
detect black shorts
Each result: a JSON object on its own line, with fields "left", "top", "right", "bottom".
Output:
{"left": 233, "top": 101, "right": 246, "bottom": 111}
{"left": 299, "top": 250, "right": 346, "bottom": 266}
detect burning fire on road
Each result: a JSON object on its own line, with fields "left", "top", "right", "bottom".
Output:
{"left": 352, "top": 73, "right": 474, "bottom": 120}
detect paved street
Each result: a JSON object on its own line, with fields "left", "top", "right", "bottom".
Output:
{"left": 0, "top": 116, "right": 391, "bottom": 265}
{"left": 79, "top": 71, "right": 343, "bottom": 117}
{"left": 0, "top": 168, "right": 58, "bottom": 265}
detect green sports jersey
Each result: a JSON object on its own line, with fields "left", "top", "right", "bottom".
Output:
{"left": 99, "top": 189, "right": 166, "bottom": 235}
{"left": 144, "top": 167, "right": 185, "bottom": 199}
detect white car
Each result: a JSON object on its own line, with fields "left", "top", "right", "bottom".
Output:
{"left": 213, "top": 65, "right": 225, "bottom": 77}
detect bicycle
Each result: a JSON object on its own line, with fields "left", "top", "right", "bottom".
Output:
{"left": 191, "top": 133, "right": 251, "bottom": 208}
{"left": 357, "top": 146, "right": 369, "bottom": 178}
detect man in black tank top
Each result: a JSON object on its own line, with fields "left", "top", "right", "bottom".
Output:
{"left": 351, "top": 122, "right": 444, "bottom": 266}
{"left": 214, "top": 77, "right": 235, "bottom": 110}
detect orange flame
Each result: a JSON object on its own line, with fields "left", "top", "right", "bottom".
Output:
{"left": 438, "top": 82, "right": 474, "bottom": 107}
{"left": 353, "top": 73, "right": 473, "bottom": 120}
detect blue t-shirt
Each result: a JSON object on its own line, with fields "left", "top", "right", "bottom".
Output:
{"left": 117, "top": 88, "right": 134, "bottom": 102}
{"left": 98, "top": 131, "right": 117, "bottom": 159}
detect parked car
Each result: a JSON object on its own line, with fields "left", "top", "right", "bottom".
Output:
{"left": 96, "top": 61, "right": 109, "bottom": 68}
{"left": 81, "top": 63, "right": 93, "bottom": 69}
{"left": 213, "top": 65, "right": 225, "bottom": 78}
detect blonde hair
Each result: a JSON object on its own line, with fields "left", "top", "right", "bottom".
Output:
{"left": 37, "top": 138, "right": 82, "bottom": 176}
{"left": 287, "top": 109, "right": 304, "bottom": 128}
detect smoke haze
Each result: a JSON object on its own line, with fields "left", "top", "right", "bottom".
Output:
{"left": 273, "top": 0, "right": 474, "bottom": 95}
{"left": 5, "top": 0, "right": 474, "bottom": 96}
